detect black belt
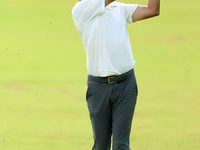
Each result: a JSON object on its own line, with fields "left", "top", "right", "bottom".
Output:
{"left": 88, "top": 69, "right": 134, "bottom": 84}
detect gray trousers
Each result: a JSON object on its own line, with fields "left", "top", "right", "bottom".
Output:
{"left": 86, "top": 72, "right": 138, "bottom": 150}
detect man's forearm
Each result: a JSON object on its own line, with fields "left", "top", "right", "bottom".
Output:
{"left": 147, "top": 0, "right": 160, "bottom": 15}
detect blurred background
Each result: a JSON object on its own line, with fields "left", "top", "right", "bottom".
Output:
{"left": 0, "top": 0, "right": 199, "bottom": 149}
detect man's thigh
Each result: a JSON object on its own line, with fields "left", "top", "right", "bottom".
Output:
{"left": 86, "top": 81, "right": 113, "bottom": 150}
{"left": 112, "top": 75, "right": 138, "bottom": 149}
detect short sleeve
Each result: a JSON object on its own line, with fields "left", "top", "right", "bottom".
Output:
{"left": 123, "top": 4, "right": 139, "bottom": 23}
{"left": 72, "top": 0, "right": 105, "bottom": 24}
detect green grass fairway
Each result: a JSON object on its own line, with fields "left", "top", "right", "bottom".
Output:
{"left": 1, "top": 0, "right": 200, "bottom": 149}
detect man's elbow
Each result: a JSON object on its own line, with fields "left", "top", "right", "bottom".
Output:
{"left": 155, "top": 9, "right": 160, "bottom": 16}
{"left": 152, "top": 9, "right": 160, "bottom": 17}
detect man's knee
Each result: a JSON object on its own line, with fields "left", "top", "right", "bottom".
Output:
{"left": 113, "top": 142, "right": 130, "bottom": 150}
{"left": 92, "top": 139, "right": 111, "bottom": 150}
{"left": 113, "top": 133, "right": 130, "bottom": 150}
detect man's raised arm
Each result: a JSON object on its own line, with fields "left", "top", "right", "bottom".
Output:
{"left": 132, "top": 0, "right": 160, "bottom": 22}
{"left": 72, "top": 0, "right": 105, "bottom": 24}
{"left": 105, "top": 0, "right": 115, "bottom": 7}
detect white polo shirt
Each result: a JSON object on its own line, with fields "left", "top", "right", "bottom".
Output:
{"left": 72, "top": 0, "right": 138, "bottom": 77}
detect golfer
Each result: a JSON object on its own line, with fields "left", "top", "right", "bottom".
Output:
{"left": 72, "top": 0, "right": 160, "bottom": 149}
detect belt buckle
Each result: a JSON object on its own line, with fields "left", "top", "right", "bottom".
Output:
{"left": 108, "top": 77, "right": 117, "bottom": 84}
